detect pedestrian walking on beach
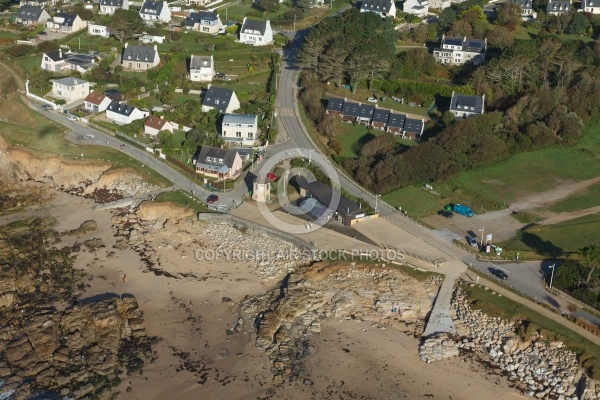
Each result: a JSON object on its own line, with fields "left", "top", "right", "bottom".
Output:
{"left": 122, "top": 274, "right": 128, "bottom": 283}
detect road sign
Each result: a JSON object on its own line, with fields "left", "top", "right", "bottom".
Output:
{"left": 486, "top": 233, "right": 493, "bottom": 242}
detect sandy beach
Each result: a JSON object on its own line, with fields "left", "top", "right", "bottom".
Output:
{"left": 3, "top": 185, "right": 520, "bottom": 400}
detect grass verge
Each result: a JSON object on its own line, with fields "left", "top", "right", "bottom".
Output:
{"left": 155, "top": 189, "right": 210, "bottom": 213}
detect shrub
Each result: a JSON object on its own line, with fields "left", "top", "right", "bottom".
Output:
{"left": 225, "top": 25, "right": 239, "bottom": 35}
{"left": 54, "top": 99, "right": 66, "bottom": 105}
{"left": 8, "top": 44, "right": 32, "bottom": 57}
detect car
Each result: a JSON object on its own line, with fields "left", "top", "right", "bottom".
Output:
{"left": 41, "top": 104, "right": 51, "bottom": 110}
{"left": 67, "top": 116, "right": 78, "bottom": 121}
{"left": 367, "top": 97, "right": 378, "bottom": 103}
{"left": 206, "top": 194, "right": 219, "bottom": 204}
{"left": 468, "top": 237, "right": 478, "bottom": 247}
{"left": 380, "top": 96, "right": 388, "bottom": 102}
{"left": 438, "top": 210, "right": 453, "bottom": 218}
{"left": 39, "top": 31, "right": 47, "bottom": 36}
{"left": 492, "top": 269, "right": 508, "bottom": 280}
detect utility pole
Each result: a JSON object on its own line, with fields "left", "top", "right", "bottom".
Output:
{"left": 309, "top": 149, "right": 312, "bottom": 163}
{"left": 375, "top": 194, "right": 381, "bottom": 214}
{"left": 549, "top": 264, "right": 556, "bottom": 289}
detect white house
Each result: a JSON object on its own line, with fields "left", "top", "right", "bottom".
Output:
{"left": 220, "top": 114, "right": 258, "bottom": 146}
{"left": 547, "top": 0, "right": 572, "bottom": 15}
{"left": 140, "top": 35, "right": 165, "bottom": 44}
{"left": 433, "top": 35, "right": 487, "bottom": 66}
{"left": 41, "top": 49, "right": 98, "bottom": 73}
{"left": 189, "top": 54, "right": 215, "bottom": 82}
{"left": 46, "top": 13, "right": 87, "bottom": 33}
{"left": 185, "top": 11, "right": 223, "bottom": 34}
{"left": 449, "top": 92, "right": 485, "bottom": 119}
{"left": 186, "top": 0, "right": 210, "bottom": 5}
{"left": 121, "top": 43, "right": 160, "bottom": 71}
{"left": 84, "top": 91, "right": 112, "bottom": 113}
{"left": 106, "top": 101, "right": 149, "bottom": 124}
{"left": 15, "top": 6, "right": 50, "bottom": 26}
{"left": 100, "top": 0, "right": 128, "bottom": 14}
{"left": 580, "top": 0, "right": 600, "bottom": 13}
{"left": 144, "top": 116, "right": 175, "bottom": 136}
{"left": 403, "top": 0, "right": 429, "bottom": 15}
{"left": 20, "top": 0, "right": 56, "bottom": 8}
{"left": 88, "top": 23, "right": 110, "bottom": 38}
{"left": 360, "top": 0, "right": 397, "bottom": 18}
{"left": 239, "top": 18, "right": 273, "bottom": 46}
{"left": 510, "top": 0, "right": 536, "bottom": 18}
{"left": 139, "top": 0, "right": 171, "bottom": 23}
{"left": 429, "top": 0, "right": 450, "bottom": 9}
{"left": 52, "top": 77, "right": 90, "bottom": 103}
{"left": 201, "top": 85, "right": 240, "bottom": 114}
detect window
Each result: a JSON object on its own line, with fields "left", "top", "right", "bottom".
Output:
{"left": 137, "top": 63, "right": 141, "bottom": 68}
{"left": 218, "top": 159, "right": 223, "bottom": 164}
{"left": 247, "top": 132, "right": 253, "bottom": 138}
{"left": 236, "top": 132, "right": 241, "bottom": 137}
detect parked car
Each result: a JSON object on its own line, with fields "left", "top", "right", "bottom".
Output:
{"left": 491, "top": 269, "right": 508, "bottom": 280}
{"left": 41, "top": 104, "right": 51, "bottom": 110}
{"left": 468, "top": 237, "right": 478, "bottom": 247}
{"left": 367, "top": 97, "right": 378, "bottom": 103}
{"left": 67, "top": 116, "right": 78, "bottom": 121}
{"left": 438, "top": 210, "right": 453, "bottom": 218}
{"left": 206, "top": 194, "right": 219, "bottom": 204}
{"left": 39, "top": 31, "right": 47, "bottom": 36}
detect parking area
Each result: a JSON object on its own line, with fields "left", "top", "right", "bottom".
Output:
{"left": 37, "top": 29, "right": 69, "bottom": 43}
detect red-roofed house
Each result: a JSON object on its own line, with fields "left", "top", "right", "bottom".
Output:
{"left": 144, "top": 116, "right": 175, "bottom": 136}
{"left": 83, "top": 91, "right": 112, "bottom": 113}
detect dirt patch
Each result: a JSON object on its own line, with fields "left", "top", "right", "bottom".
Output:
{"left": 510, "top": 177, "right": 600, "bottom": 212}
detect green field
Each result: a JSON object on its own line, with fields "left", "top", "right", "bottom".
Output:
{"left": 336, "top": 122, "right": 419, "bottom": 158}
{"left": 462, "top": 283, "right": 600, "bottom": 379}
{"left": 382, "top": 186, "right": 444, "bottom": 218}
{"left": 155, "top": 189, "right": 209, "bottom": 212}
{"left": 551, "top": 183, "right": 600, "bottom": 213}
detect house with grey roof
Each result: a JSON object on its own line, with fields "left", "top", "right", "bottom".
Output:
{"left": 433, "top": 35, "right": 487, "bottom": 66}
{"left": 121, "top": 43, "right": 160, "bottom": 71}
{"left": 41, "top": 49, "right": 98, "bottom": 73}
{"left": 385, "top": 112, "right": 407, "bottom": 135}
{"left": 20, "top": 0, "right": 56, "bottom": 8}
{"left": 403, "top": 0, "right": 428, "bottom": 16}
{"left": 52, "top": 77, "right": 90, "bottom": 103}
{"left": 100, "top": 0, "right": 129, "bottom": 15}
{"left": 239, "top": 18, "right": 273, "bottom": 46}
{"left": 340, "top": 102, "right": 375, "bottom": 125}
{"left": 46, "top": 12, "right": 87, "bottom": 33}
{"left": 139, "top": 0, "right": 171, "bottom": 23}
{"left": 201, "top": 85, "right": 240, "bottom": 114}
{"left": 189, "top": 54, "right": 215, "bottom": 82}
{"left": 449, "top": 92, "right": 485, "bottom": 119}
{"left": 186, "top": 11, "right": 223, "bottom": 34}
{"left": 326, "top": 98, "right": 344, "bottom": 115}
{"left": 402, "top": 118, "right": 424, "bottom": 140}
{"left": 221, "top": 114, "right": 259, "bottom": 146}
{"left": 16, "top": 5, "right": 50, "bottom": 25}
{"left": 581, "top": 0, "right": 600, "bottom": 13}
{"left": 510, "top": 0, "right": 536, "bottom": 17}
{"left": 547, "top": 0, "right": 572, "bottom": 14}
{"left": 106, "top": 101, "right": 149, "bottom": 124}
{"left": 194, "top": 146, "right": 243, "bottom": 178}
{"left": 371, "top": 108, "right": 390, "bottom": 130}
{"left": 360, "top": 0, "right": 397, "bottom": 17}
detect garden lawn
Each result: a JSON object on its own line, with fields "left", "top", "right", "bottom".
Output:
{"left": 550, "top": 183, "right": 600, "bottom": 213}
{"left": 327, "top": 86, "right": 430, "bottom": 117}
{"left": 382, "top": 186, "right": 444, "bottom": 219}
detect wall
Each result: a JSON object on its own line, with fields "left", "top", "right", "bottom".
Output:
{"left": 196, "top": 213, "right": 315, "bottom": 253}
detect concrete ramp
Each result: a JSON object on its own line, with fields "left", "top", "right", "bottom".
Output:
{"left": 422, "top": 276, "right": 457, "bottom": 337}
{"left": 93, "top": 198, "right": 136, "bottom": 210}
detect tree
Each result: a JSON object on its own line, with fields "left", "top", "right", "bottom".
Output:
{"left": 566, "top": 12, "right": 591, "bottom": 35}
{"left": 254, "top": 0, "right": 280, "bottom": 12}
{"left": 581, "top": 245, "right": 600, "bottom": 285}
{"left": 487, "top": 25, "right": 515, "bottom": 49}
{"left": 438, "top": 8, "right": 457, "bottom": 30}
{"left": 295, "top": 0, "right": 314, "bottom": 12}
{"left": 29, "top": 69, "right": 52, "bottom": 91}
{"left": 70, "top": 3, "right": 94, "bottom": 20}
{"left": 495, "top": 3, "right": 522, "bottom": 29}
{"left": 109, "top": 9, "right": 145, "bottom": 43}
{"left": 449, "top": 20, "right": 473, "bottom": 37}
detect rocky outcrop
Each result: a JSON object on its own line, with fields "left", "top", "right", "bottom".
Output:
{"left": 236, "top": 263, "right": 440, "bottom": 383}
{"left": 0, "top": 143, "right": 159, "bottom": 199}
{"left": 451, "top": 285, "right": 591, "bottom": 400}
{"left": 419, "top": 333, "right": 460, "bottom": 363}
{"left": 0, "top": 297, "right": 152, "bottom": 400}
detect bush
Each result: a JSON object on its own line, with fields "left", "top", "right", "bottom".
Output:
{"left": 8, "top": 44, "right": 32, "bottom": 57}
{"left": 54, "top": 99, "right": 66, "bottom": 105}
{"left": 225, "top": 25, "right": 239, "bottom": 35}
{"left": 37, "top": 40, "right": 59, "bottom": 53}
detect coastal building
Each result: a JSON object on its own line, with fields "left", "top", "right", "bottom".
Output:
{"left": 360, "top": 0, "right": 397, "bottom": 18}
{"left": 41, "top": 49, "right": 98, "bottom": 73}
{"left": 105, "top": 101, "right": 149, "bottom": 124}
{"left": 239, "top": 18, "right": 273, "bottom": 46}
{"left": 84, "top": 91, "right": 112, "bottom": 113}
{"left": 88, "top": 23, "right": 110, "bottom": 38}
{"left": 193, "top": 146, "right": 243, "bottom": 178}
{"left": 189, "top": 54, "right": 216, "bottom": 82}
{"left": 15, "top": 5, "right": 50, "bottom": 26}
{"left": 52, "top": 77, "right": 90, "bottom": 103}
{"left": 99, "top": 0, "right": 129, "bottom": 15}
{"left": 121, "top": 43, "right": 160, "bottom": 71}
{"left": 580, "top": 0, "right": 600, "bottom": 13}
{"left": 510, "top": 0, "right": 536, "bottom": 18}
{"left": 144, "top": 116, "right": 175, "bottom": 136}
{"left": 449, "top": 92, "right": 485, "bottom": 119}
{"left": 201, "top": 86, "right": 240, "bottom": 113}
{"left": 402, "top": 0, "right": 428, "bottom": 16}
{"left": 433, "top": 35, "right": 487, "bottom": 66}
{"left": 46, "top": 12, "right": 87, "bottom": 33}
{"left": 220, "top": 114, "right": 258, "bottom": 146}
{"left": 185, "top": 11, "right": 223, "bottom": 34}
{"left": 139, "top": 0, "right": 171, "bottom": 23}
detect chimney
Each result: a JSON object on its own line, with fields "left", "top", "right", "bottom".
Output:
{"left": 59, "top": 48, "right": 62, "bottom": 58}
{"left": 124, "top": 42, "right": 128, "bottom": 48}
{"left": 154, "top": 44, "right": 157, "bottom": 52}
